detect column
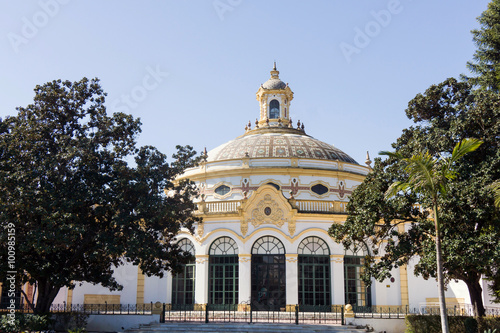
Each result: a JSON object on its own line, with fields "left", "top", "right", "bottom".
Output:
{"left": 195, "top": 255, "right": 209, "bottom": 305}
{"left": 331, "top": 254, "right": 344, "bottom": 305}
{"left": 238, "top": 254, "right": 252, "bottom": 309}
{"left": 285, "top": 254, "right": 298, "bottom": 310}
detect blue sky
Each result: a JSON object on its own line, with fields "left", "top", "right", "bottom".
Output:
{"left": 0, "top": 0, "right": 491, "bottom": 165}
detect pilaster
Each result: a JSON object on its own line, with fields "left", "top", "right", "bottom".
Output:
{"left": 238, "top": 254, "right": 252, "bottom": 304}
{"left": 331, "top": 254, "right": 344, "bottom": 305}
{"left": 195, "top": 255, "right": 209, "bottom": 304}
{"left": 285, "top": 254, "right": 298, "bottom": 306}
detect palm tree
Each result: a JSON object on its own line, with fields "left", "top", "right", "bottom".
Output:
{"left": 380, "top": 138, "right": 483, "bottom": 333}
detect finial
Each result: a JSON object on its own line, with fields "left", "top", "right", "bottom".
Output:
{"left": 289, "top": 118, "right": 293, "bottom": 128}
{"left": 365, "top": 151, "right": 372, "bottom": 168}
{"left": 266, "top": 117, "right": 269, "bottom": 126}
{"left": 202, "top": 147, "right": 208, "bottom": 161}
{"left": 255, "top": 118, "right": 259, "bottom": 128}
{"left": 278, "top": 118, "right": 282, "bottom": 127}
{"left": 248, "top": 120, "right": 251, "bottom": 129}
{"left": 301, "top": 123, "right": 305, "bottom": 131}
{"left": 245, "top": 124, "right": 248, "bottom": 132}
{"left": 297, "top": 120, "right": 301, "bottom": 128}
{"left": 273, "top": 61, "right": 277, "bottom": 70}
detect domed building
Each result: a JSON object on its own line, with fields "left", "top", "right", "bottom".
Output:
{"left": 62, "top": 65, "right": 486, "bottom": 317}
{"left": 171, "top": 64, "right": 375, "bottom": 311}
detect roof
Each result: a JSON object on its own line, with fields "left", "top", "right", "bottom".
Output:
{"left": 206, "top": 127, "right": 358, "bottom": 164}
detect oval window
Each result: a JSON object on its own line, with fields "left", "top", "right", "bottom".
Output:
{"left": 311, "top": 184, "right": 328, "bottom": 195}
{"left": 215, "top": 185, "right": 231, "bottom": 196}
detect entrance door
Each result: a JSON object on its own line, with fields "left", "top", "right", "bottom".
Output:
{"left": 251, "top": 236, "right": 286, "bottom": 310}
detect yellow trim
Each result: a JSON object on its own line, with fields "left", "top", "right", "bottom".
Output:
{"left": 67, "top": 287, "right": 73, "bottom": 306}
{"left": 136, "top": 268, "right": 145, "bottom": 305}
{"left": 190, "top": 226, "right": 335, "bottom": 246}
{"left": 179, "top": 165, "right": 367, "bottom": 183}
{"left": 400, "top": 265, "right": 409, "bottom": 307}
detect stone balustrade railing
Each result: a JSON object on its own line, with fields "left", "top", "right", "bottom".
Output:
{"left": 197, "top": 199, "right": 347, "bottom": 214}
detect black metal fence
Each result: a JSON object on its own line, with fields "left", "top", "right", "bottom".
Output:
{"left": 162, "top": 303, "right": 345, "bottom": 325}
{"left": 352, "top": 305, "right": 500, "bottom": 319}
{"left": 0, "top": 302, "right": 345, "bottom": 325}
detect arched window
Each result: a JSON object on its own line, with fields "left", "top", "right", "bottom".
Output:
{"left": 344, "top": 244, "right": 371, "bottom": 308}
{"left": 269, "top": 99, "right": 280, "bottom": 119}
{"left": 298, "top": 237, "right": 331, "bottom": 308}
{"left": 171, "top": 238, "right": 195, "bottom": 308}
{"left": 209, "top": 237, "right": 239, "bottom": 306}
{"left": 251, "top": 236, "right": 286, "bottom": 310}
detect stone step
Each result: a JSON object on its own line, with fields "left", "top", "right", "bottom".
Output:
{"left": 124, "top": 322, "right": 368, "bottom": 333}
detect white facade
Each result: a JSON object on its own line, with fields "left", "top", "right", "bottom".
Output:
{"left": 65, "top": 66, "right": 496, "bottom": 314}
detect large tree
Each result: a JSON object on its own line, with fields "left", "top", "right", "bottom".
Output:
{"left": 381, "top": 138, "right": 483, "bottom": 333}
{"left": 463, "top": 0, "right": 500, "bottom": 91}
{"left": 0, "top": 78, "right": 202, "bottom": 314}
{"left": 329, "top": 78, "right": 500, "bottom": 317}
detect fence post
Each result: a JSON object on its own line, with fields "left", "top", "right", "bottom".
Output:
{"left": 205, "top": 303, "right": 209, "bottom": 323}
{"left": 341, "top": 305, "right": 344, "bottom": 325}
{"left": 161, "top": 303, "right": 165, "bottom": 323}
{"left": 295, "top": 304, "right": 299, "bottom": 325}
{"left": 250, "top": 303, "right": 253, "bottom": 324}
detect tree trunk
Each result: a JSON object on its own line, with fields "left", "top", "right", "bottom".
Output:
{"left": 434, "top": 203, "right": 450, "bottom": 333}
{"left": 34, "top": 280, "right": 61, "bottom": 314}
{"left": 466, "top": 277, "right": 486, "bottom": 317}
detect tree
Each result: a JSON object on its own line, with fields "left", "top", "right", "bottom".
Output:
{"left": 329, "top": 78, "right": 500, "bottom": 319}
{"left": 381, "top": 138, "right": 482, "bottom": 333}
{"left": 463, "top": 0, "right": 500, "bottom": 91}
{"left": 0, "top": 78, "right": 202, "bottom": 314}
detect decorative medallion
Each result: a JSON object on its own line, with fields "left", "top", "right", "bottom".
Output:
{"left": 248, "top": 194, "right": 286, "bottom": 228}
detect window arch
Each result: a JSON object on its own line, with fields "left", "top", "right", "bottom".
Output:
{"left": 251, "top": 236, "right": 285, "bottom": 255}
{"left": 298, "top": 237, "right": 331, "bottom": 307}
{"left": 172, "top": 238, "right": 195, "bottom": 307}
{"left": 177, "top": 238, "right": 195, "bottom": 254}
{"left": 269, "top": 99, "right": 280, "bottom": 119}
{"left": 209, "top": 237, "right": 239, "bottom": 255}
{"left": 209, "top": 237, "right": 239, "bottom": 305}
{"left": 298, "top": 236, "right": 330, "bottom": 255}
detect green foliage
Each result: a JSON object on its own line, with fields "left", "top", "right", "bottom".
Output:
{"left": 0, "top": 313, "right": 51, "bottom": 332}
{"left": 0, "top": 78, "right": 202, "bottom": 313}
{"left": 330, "top": 78, "right": 500, "bottom": 317}
{"left": 405, "top": 315, "right": 477, "bottom": 333}
{"left": 478, "top": 316, "right": 500, "bottom": 332}
{"left": 465, "top": 317, "right": 479, "bottom": 333}
{"left": 464, "top": 0, "right": 500, "bottom": 91}
{"left": 52, "top": 312, "right": 88, "bottom": 332}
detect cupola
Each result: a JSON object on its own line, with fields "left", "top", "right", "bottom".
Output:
{"left": 255, "top": 63, "right": 294, "bottom": 128}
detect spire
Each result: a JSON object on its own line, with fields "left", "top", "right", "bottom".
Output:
{"left": 270, "top": 62, "right": 280, "bottom": 79}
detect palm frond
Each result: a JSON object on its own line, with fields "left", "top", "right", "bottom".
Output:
{"left": 449, "top": 138, "right": 483, "bottom": 166}
{"left": 489, "top": 180, "right": 500, "bottom": 208}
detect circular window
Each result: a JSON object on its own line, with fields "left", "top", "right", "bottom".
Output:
{"left": 311, "top": 184, "right": 329, "bottom": 195}
{"left": 264, "top": 207, "right": 272, "bottom": 215}
{"left": 214, "top": 185, "right": 231, "bottom": 196}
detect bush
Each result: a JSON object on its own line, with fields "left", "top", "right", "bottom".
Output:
{"left": 478, "top": 317, "right": 500, "bottom": 332}
{"left": 0, "top": 313, "right": 51, "bottom": 332}
{"left": 465, "top": 317, "right": 478, "bottom": 333}
{"left": 405, "top": 315, "right": 500, "bottom": 333}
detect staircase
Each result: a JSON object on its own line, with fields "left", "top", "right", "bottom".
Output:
{"left": 124, "top": 322, "right": 369, "bottom": 333}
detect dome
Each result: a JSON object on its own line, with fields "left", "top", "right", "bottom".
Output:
{"left": 207, "top": 128, "right": 358, "bottom": 164}
{"left": 262, "top": 78, "right": 287, "bottom": 90}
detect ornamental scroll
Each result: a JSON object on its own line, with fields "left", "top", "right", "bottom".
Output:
{"left": 241, "top": 185, "right": 296, "bottom": 237}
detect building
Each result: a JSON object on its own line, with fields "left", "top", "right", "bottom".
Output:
{"left": 55, "top": 65, "right": 492, "bottom": 312}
